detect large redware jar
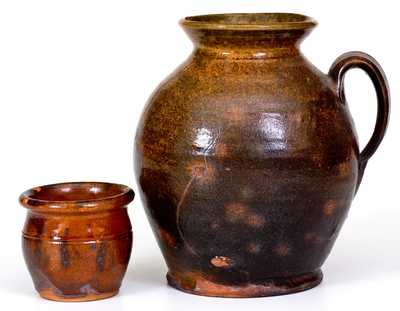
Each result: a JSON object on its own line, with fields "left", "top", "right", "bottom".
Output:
{"left": 135, "top": 13, "right": 390, "bottom": 297}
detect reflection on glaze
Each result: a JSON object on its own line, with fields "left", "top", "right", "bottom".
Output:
{"left": 260, "top": 113, "right": 286, "bottom": 151}
{"left": 194, "top": 127, "right": 213, "bottom": 151}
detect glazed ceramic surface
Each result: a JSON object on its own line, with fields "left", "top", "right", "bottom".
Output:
{"left": 135, "top": 13, "right": 390, "bottom": 297}
{"left": 20, "top": 182, "right": 134, "bottom": 302}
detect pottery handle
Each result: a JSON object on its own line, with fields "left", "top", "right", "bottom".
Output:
{"left": 328, "top": 51, "right": 390, "bottom": 190}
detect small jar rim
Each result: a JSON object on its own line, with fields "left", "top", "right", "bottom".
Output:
{"left": 180, "top": 13, "right": 317, "bottom": 31}
{"left": 19, "top": 181, "right": 134, "bottom": 213}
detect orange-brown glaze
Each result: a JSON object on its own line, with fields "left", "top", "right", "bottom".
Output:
{"left": 20, "top": 182, "right": 134, "bottom": 302}
{"left": 245, "top": 214, "right": 266, "bottom": 228}
{"left": 38, "top": 289, "right": 118, "bottom": 302}
{"left": 247, "top": 243, "right": 261, "bottom": 253}
{"left": 323, "top": 200, "right": 337, "bottom": 216}
{"left": 210, "top": 256, "right": 234, "bottom": 268}
{"left": 224, "top": 203, "right": 248, "bottom": 223}
{"left": 159, "top": 228, "right": 177, "bottom": 248}
{"left": 275, "top": 243, "right": 291, "bottom": 257}
{"left": 186, "top": 159, "right": 216, "bottom": 184}
{"left": 304, "top": 232, "right": 325, "bottom": 245}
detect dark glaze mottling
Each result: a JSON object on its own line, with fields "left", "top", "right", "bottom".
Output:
{"left": 20, "top": 182, "right": 134, "bottom": 302}
{"left": 135, "top": 13, "right": 390, "bottom": 297}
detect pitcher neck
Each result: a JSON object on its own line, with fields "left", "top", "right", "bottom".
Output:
{"left": 181, "top": 13, "right": 316, "bottom": 58}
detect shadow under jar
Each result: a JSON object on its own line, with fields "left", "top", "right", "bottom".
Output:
{"left": 135, "top": 13, "right": 390, "bottom": 297}
{"left": 20, "top": 182, "right": 134, "bottom": 302}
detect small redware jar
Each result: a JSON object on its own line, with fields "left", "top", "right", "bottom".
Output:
{"left": 19, "top": 182, "right": 134, "bottom": 302}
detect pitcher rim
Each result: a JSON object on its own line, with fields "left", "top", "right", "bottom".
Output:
{"left": 180, "top": 13, "right": 317, "bottom": 31}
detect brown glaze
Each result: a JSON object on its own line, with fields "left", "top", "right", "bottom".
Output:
{"left": 20, "top": 182, "right": 134, "bottom": 302}
{"left": 135, "top": 13, "right": 390, "bottom": 297}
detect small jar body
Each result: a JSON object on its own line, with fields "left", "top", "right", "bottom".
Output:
{"left": 22, "top": 208, "right": 132, "bottom": 301}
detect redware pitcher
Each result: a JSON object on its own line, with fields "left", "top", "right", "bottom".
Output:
{"left": 135, "top": 13, "right": 390, "bottom": 297}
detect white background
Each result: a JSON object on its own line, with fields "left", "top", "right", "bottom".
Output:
{"left": 0, "top": 0, "right": 398, "bottom": 310}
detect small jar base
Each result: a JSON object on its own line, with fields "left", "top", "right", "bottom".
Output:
{"left": 38, "top": 289, "right": 119, "bottom": 302}
{"left": 167, "top": 270, "right": 322, "bottom": 298}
